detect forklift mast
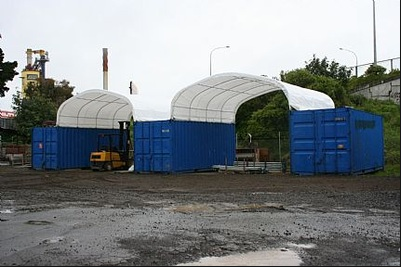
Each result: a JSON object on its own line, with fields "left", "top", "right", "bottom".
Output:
{"left": 119, "top": 120, "right": 131, "bottom": 162}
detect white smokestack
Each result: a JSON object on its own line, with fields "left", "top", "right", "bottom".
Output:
{"left": 102, "top": 48, "right": 108, "bottom": 90}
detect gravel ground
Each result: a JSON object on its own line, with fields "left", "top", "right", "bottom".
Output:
{"left": 0, "top": 165, "right": 399, "bottom": 266}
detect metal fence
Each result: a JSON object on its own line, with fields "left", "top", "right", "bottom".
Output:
{"left": 236, "top": 131, "right": 290, "bottom": 162}
{"left": 0, "top": 118, "right": 16, "bottom": 130}
{"left": 353, "top": 57, "right": 400, "bottom": 77}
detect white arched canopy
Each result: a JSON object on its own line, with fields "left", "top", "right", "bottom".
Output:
{"left": 171, "top": 72, "right": 335, "bottom": 123}
{"left": 57, "top": 89, "right": 133, "bottom": 129}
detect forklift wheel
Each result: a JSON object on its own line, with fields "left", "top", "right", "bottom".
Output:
{"left": 104, "top": 162, "right": 112, "bottom": 171}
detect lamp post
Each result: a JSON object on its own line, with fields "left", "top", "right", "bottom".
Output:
{"left": 209, "top": 45, "right": 230, "bottom": 76}
{"left": 372, "top": 0, "right": 377, "bottom": 65}
{"left": 339, "top": 47, "right": 359, "bottom": 77}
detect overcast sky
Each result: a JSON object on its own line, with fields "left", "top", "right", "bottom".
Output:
{"left": 1, "top": 0, "right": 400, "bottom": 114}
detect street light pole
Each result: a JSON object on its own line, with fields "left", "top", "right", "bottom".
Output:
{"left": 372, "top": 0, "right": 377, "bottom": 65}
{"left": 209, "top": 45, "right": 230, "bottom": 76}
{"left": 339, "top": 47, "right": 359, "bottom": 77}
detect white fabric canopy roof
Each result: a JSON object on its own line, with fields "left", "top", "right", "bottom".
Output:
{"left": 57, "top": 89, "right": 133, "bottom": 129}
{"left": 171, "top": 72, "right": 335, "bottom": 123}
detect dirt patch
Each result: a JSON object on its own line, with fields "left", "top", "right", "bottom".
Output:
{"left": 0, "top": 166, "right": 399, "bottom": 266}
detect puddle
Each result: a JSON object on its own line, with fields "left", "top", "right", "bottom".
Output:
{"left": 250, "top": 192, "right": 282, "bottom": 195}
{"left": 169, "top": 202, "right": 285, "bottom": 214}
{"left": 368, "top": 208, "right": 398, "bottom": 214}
{"left": 332, "top": 208, "right": 364, "bottom": 213}
{"left": 0, "top": 200, "right": 15, "bottom": 213}
{"left": 0, "top": 209, "right": 13, "bottom": 214}
{"left": 176, "top": 248, "right": 303, "bottom": 266}
{"left": 41, "top": 236, "right": 64, "bottom": 244}
{"left": 25, "top": 220, "right": 53, "bottom": 225}
{"left": 287, "top": 242, "right": 316, "bottom": 249}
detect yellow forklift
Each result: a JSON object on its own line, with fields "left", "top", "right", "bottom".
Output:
{"left": 90, "top": 121, "right": 132, "bottom": 171}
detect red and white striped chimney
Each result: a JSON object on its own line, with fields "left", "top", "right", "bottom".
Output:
{"left": 102, "top": 48, "right": 108, "bottom": 90}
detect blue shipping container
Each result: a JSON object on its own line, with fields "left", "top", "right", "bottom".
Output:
{"left": 290, "top": 107, "right": 384, "bottom": 175}
{"left": 134, "top": 120, "right": 236, "bottom": 173}
{"left": 32, "top": 127, "right": 121, "bottom": 170}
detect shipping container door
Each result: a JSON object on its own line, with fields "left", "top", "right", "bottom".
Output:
{"left": 134, "top": 122, "right": 152, "bottom": 172}
{"left": 32, "top": 127, "right": 45, "bottom": 169}
{"left": 332, "top": 109, "right": 351, "bottom": 173}
{"left": 31, "top": 127, "right": 58, "bottom": 170}
{"left": 151, "top": 121, "right": 172, "bottom": 172}
{"left": 134, "top": 121, "right": 172, "bottom": 172}
{"left": 316, "top": 109, "right": 351, "bottom": 174}
{"left": 290, "top": 111, "right": 317, "bottom": 175}
{"left": 44, "top": 128, "right": 58, "bottom": 169}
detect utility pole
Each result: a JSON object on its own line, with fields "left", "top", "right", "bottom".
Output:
{"left": 373, "top": 0, "right": 377, "bottom": 65}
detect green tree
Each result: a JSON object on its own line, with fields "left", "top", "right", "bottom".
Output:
{"left": 12, "top": 79, "right": 74, "bottom": 143}
{"left": 236, "top": 91, "right": 289, "bottom": 149}
{"left": 237, "top": 56, "right": 352, "bottom": 159}
{"left": 310, "top": 75, "right": 349, "bottom": 107}
{"left": 234, "top": 55, "right": 399, "bottom": 175}
{"left": 235, "top": 93, "right": 272, "bottom": 139}
{"left": 245, "top": 92, "right": 289, "bottom": 138}
{"left": 365, "top": 64, "right": 386, "bottom": 76}
{"left": 280, "top": 57, "right": 351, "bottom": 107}
{"left": 0, "top": 47, "right": 19, "bottom": 97}
{"left": 347, "top": 64, "right": 399, "bottom": 90}
{"left": 12, "top": 90, "right": 58, "bottom": 143}
{"left": 304, "top": 54, "right": 351, "bottom": 86}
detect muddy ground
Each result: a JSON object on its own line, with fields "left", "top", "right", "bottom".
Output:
{"left": 0, "top": 165, "right": 400, "bottom": 266}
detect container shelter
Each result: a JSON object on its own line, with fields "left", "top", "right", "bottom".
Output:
{"left": 33, "top": 74, "right": 338, "bottom": 172}
{"left": 134, "top": 73, "right": 336, "bottom": 173}
{"left": 32, "top": 89, "right": 134, "bottom": 170}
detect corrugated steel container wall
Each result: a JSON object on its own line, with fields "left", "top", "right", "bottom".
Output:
{"left": 32, "top": 127, "right": 120, "bottom": 170}
{"left": 290, "top": 107, "right": 384, "bottom": 175}
{"left": 134, "top": 120, "right": 236, "bottom": 173}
